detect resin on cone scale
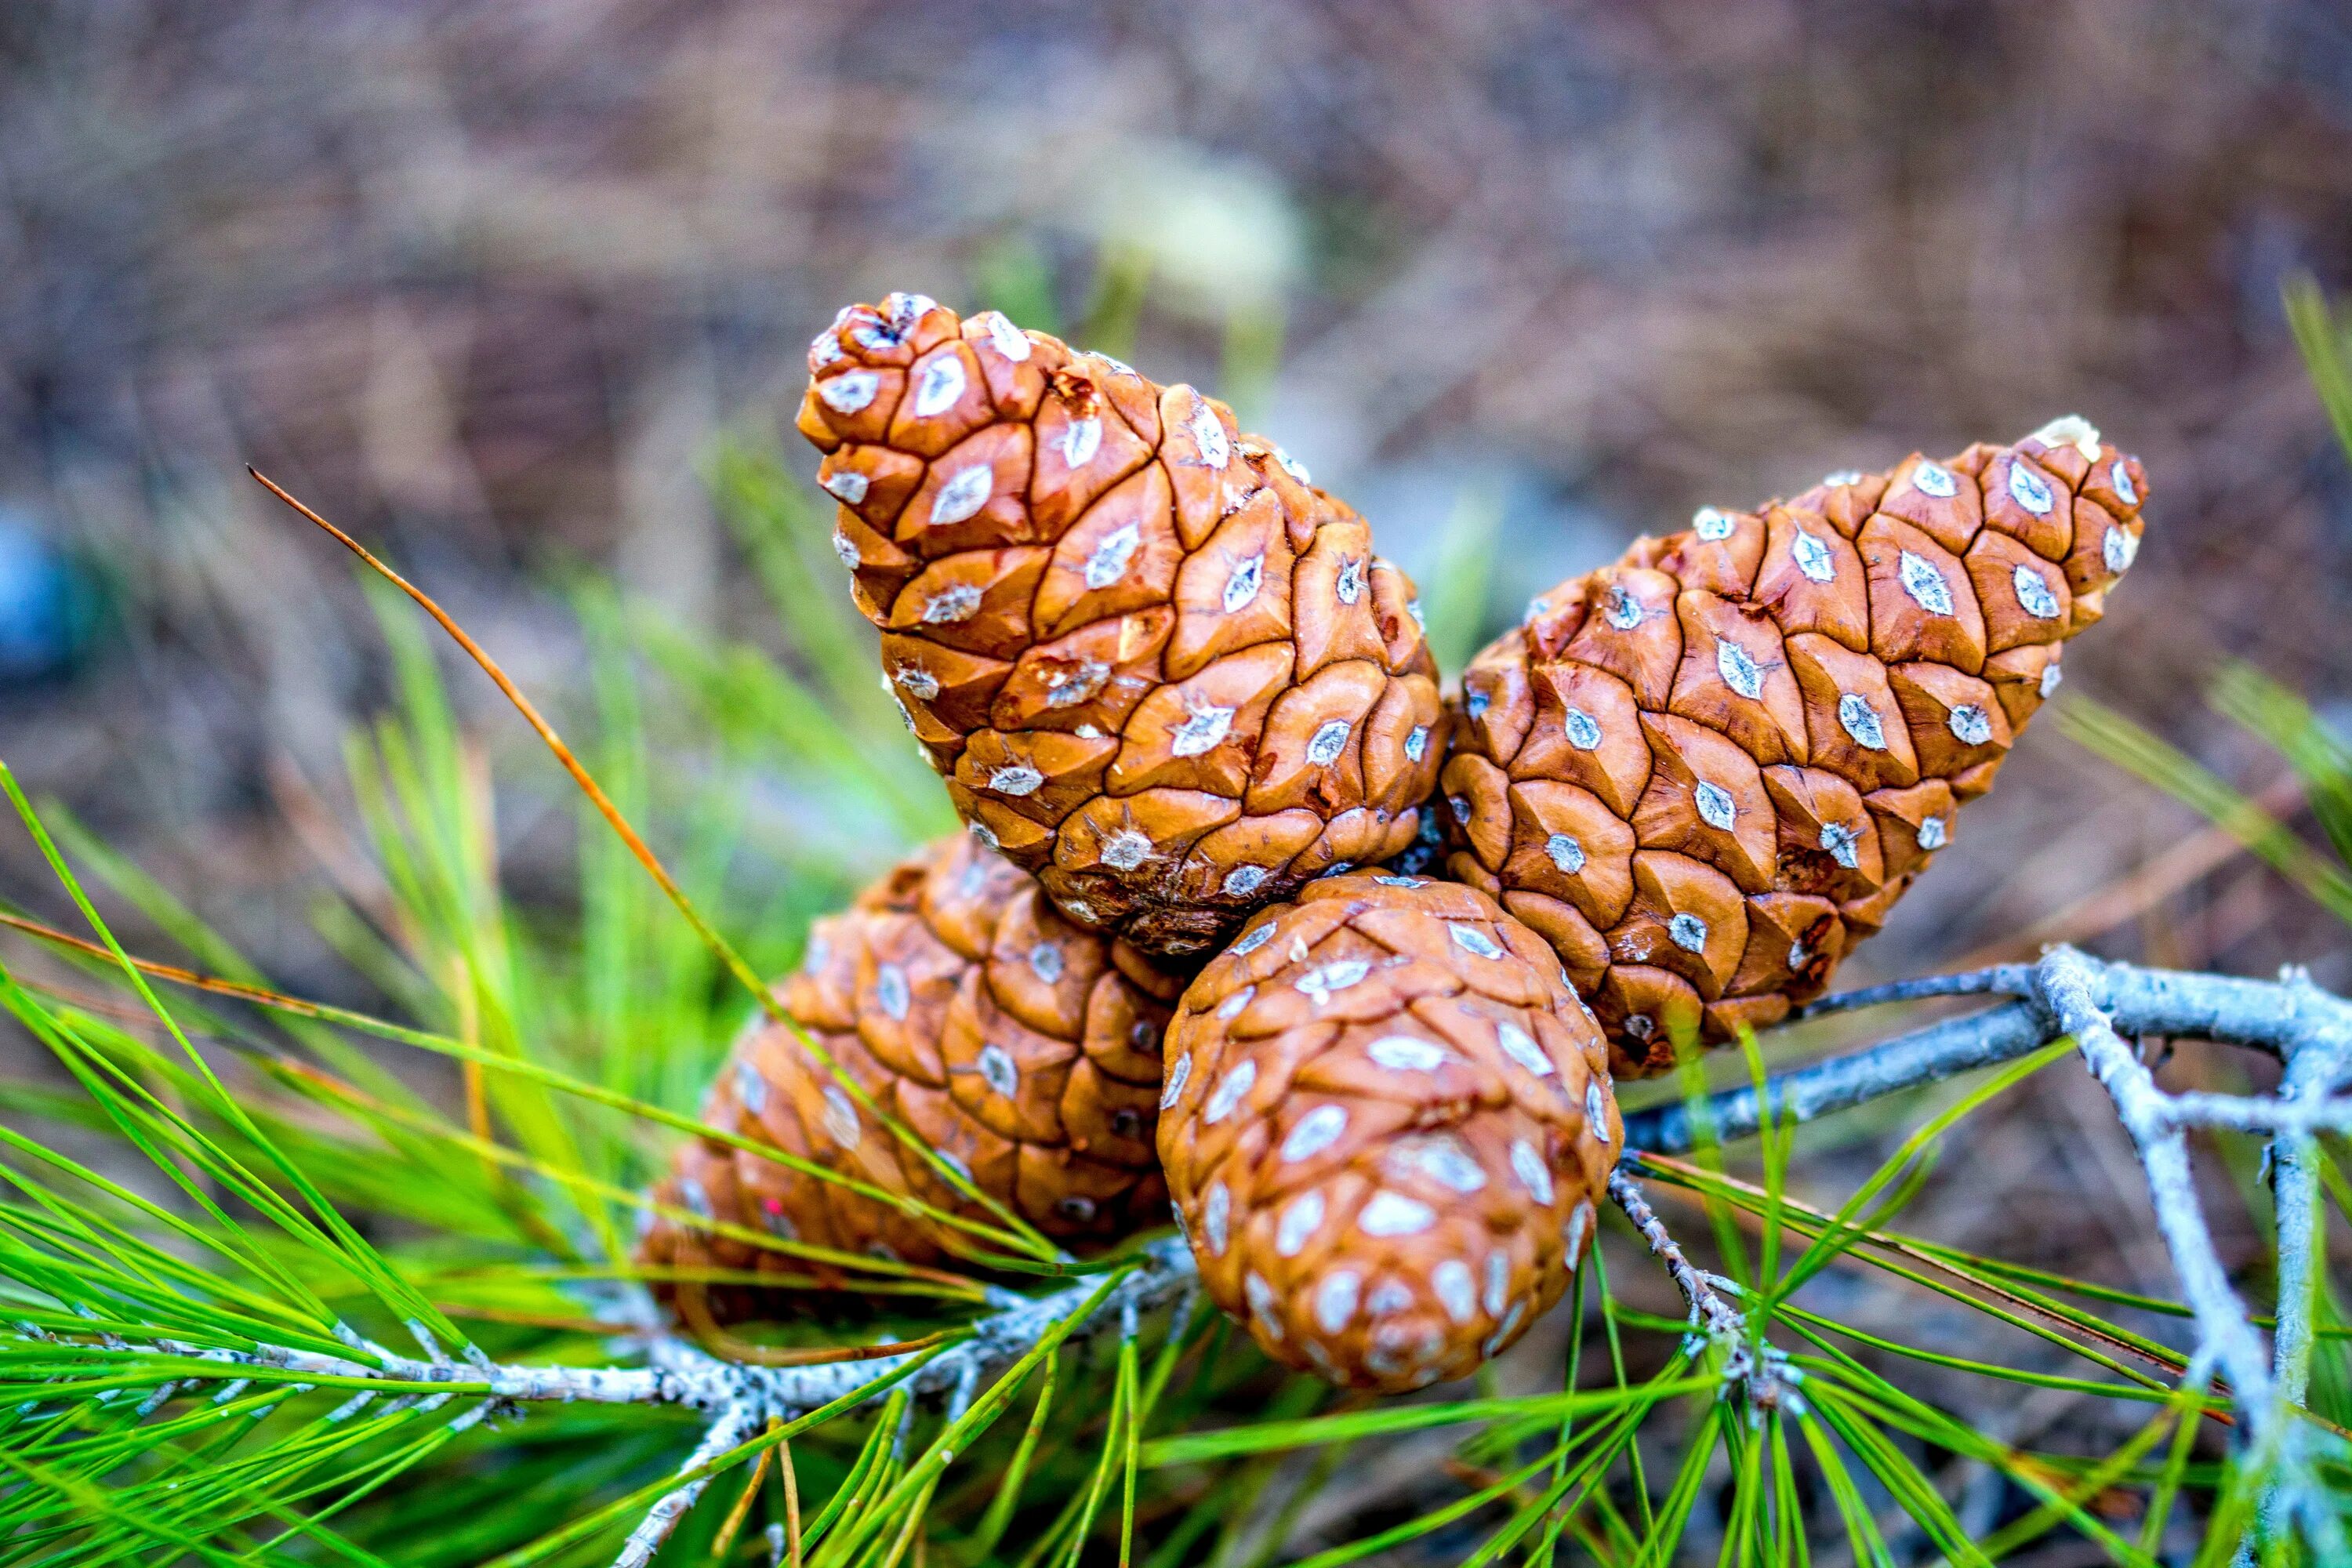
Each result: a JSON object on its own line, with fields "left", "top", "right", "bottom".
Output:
{"left": 1156, "top": 872, "right": 1621, "bottom": 1392}
{"left": 795, "top": 292, "right": 1446, "bottom": 958}
{"left": 1439, "top": 417, "right": 2150, "bottom": 1075}
{"left": 639, "top": 834, "right": 1189, "bottom": 1320}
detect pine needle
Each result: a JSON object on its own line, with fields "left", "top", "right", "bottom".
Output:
{"left": 249, "top": 467, "right": 1057, "bottom": 1261}
{"left": 0, "top": 908, "right": 1029, "bottom": 1275}
{"left": 778, "top": 1436, "right": 804, "bottom": 1568}
{"left": 708, "top": 1419, "right": 779, "bottom": 1561}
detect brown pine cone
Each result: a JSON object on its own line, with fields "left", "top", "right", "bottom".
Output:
{"left": 793, "top": 293, "right": 1447, "bottom": 958}
{"left": 1156, "top": 872, "right": 1621, "bottom": 1392}
{"left": 1440, "top": 417, "right": 2150, "bottom": 1075}
{"left": 638, "top": 834, "right": 1191, "bottom": 1320}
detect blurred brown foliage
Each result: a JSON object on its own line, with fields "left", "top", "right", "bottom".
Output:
{"left": 2, "top": 0, "right": 2349, "bottom": 989}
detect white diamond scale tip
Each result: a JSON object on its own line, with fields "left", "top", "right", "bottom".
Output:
{"left": 1294, "top": 960, "right": 1371, "bottom": 1004}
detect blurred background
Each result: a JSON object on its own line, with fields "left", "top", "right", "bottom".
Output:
{"left": 5, "top": 2, "right": 2352, "bottom": 1555}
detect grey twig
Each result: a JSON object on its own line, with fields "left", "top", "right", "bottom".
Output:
{"left": 1792, "top": 965, "right": 2039, "bottom": 1018}
{"left": 1625, "top": 954, "right": 2352, "bottom": 1156}
{"left": 2267, "top": 977, "right": 2350, "bottom": 1412}
{"left": 1623, "top": 998, "right": 2048, "bottom": 1156}
{"left": 2034, "top": 949, "right": 2277, "bottom": 1426}
{"left": 1613, "top": 948, "right": 2352, "bottom": 1557}
{"left": 666, "top": 1236, "right": 1200, "bottom": 1427}
{"left": 59, "top": 1239, "right": 1203, "bottom": 1564}
{"left": 2253, "top": 970, "right": 2352, "bottom": 1556}
{"left": 1606, "top": 1168, "right": 1790, "bottom": 1407}
{"left": 2161, "top": 1091, "right": 2352, "bottom": 1134}
{"left": 2030, "top": 949, "right": 2352, "bottom": 1564}
{"left": 614, "top": 1403, "right": 758, "bottom": 1568}
{"left": 79, "top": 1237, "right": 1197, "bottom": 1428}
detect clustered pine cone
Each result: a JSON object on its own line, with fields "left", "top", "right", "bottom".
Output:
{"left": 639, "top": 834, "right": 1189, "bottom": 1316}
{"left": 1155, "top": 873, "right": 1621, "bottom": 1392}
{"left": 793, "top": 292, "right": 1446, "bottom": 958}
{"left": 1439, "top": 417, "right": 2148, "bottom": 1075}
{"left": 639, "top": 296, "right": 2154, "bottom": 1390}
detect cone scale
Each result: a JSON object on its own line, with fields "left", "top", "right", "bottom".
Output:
{"left": 795, "top": 293, "right": 1446, "bottom": 957}
{"left": 1440, "top": 419, "right": 2150, "bottom": 1075}
{"left": 638, "top": 835, "right": 1191, "bottom": 1319}
{"left": 1156, "top": 872, "right": 1621, "bottom": 1392}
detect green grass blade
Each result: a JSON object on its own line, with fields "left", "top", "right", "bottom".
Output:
{"left": 2061, "top": 695, "right": 2352, "bottom": 927}
{"left": 2210, "top": 661, "right": 2352, "bottom": 871}
{"left": 2285, "top": 274, "right": 2352, "bottom": 465}
{"left": 1418, "top": 483, "right": 1503, "bottom": 679}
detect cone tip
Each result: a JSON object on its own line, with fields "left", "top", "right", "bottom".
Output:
{"left": 2028, "top": 414, "right": 2103, "bottom": 461}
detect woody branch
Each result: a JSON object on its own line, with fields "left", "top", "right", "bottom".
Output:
{"left": 1622, "top": 943, "right": 2352, "bottom": 1548}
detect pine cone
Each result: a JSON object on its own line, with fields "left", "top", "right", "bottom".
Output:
{"left": 793, "top": 292, "right": 1447, "bottom": 958}
{"left": 639, "top": 834, "right": 1190, "bottom": 1319}
{"left": 1156, "top": 872, "right": 1621, "bottom": 1392}
{"left": 1440, "top": 417, "right": 2150, "bottom": 1075}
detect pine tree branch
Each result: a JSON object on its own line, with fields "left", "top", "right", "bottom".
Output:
{"left": 1623, "top": 951, "right": 2352, "bottom": 1155}
{"left": 1604, "top": 1170, "right": 1745, "bottom": 1345}
{"left": 1791, "top": 965, "right": 2041, "bottom": 1016}
{"left": 25, "top": 954, "right": 2350, "bottom": 1560}
{"left": 2249, "top": 975, "right": 2352, "bottom": 1556}
{"left": 1621, "top": 948, "right": 2352, "bottom": 1554}
{"left": 49, "top": 956, "right": 2350, "bottom": 1433}
{"left": 1623, "top": 995, "right": 2049, "bottom": 1156}
{"left": 2267, "top": 1003, "right": 2347, "bottom": 1406}
{"left": 2034, "top": 950, "right": 2350, "bottom": 1563}
{"left": 2035, "top": 949, "right": 2278, "bottom": 1425}
{"left": 56, "top": 1238, "right": 1199, "bottom": 1428}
